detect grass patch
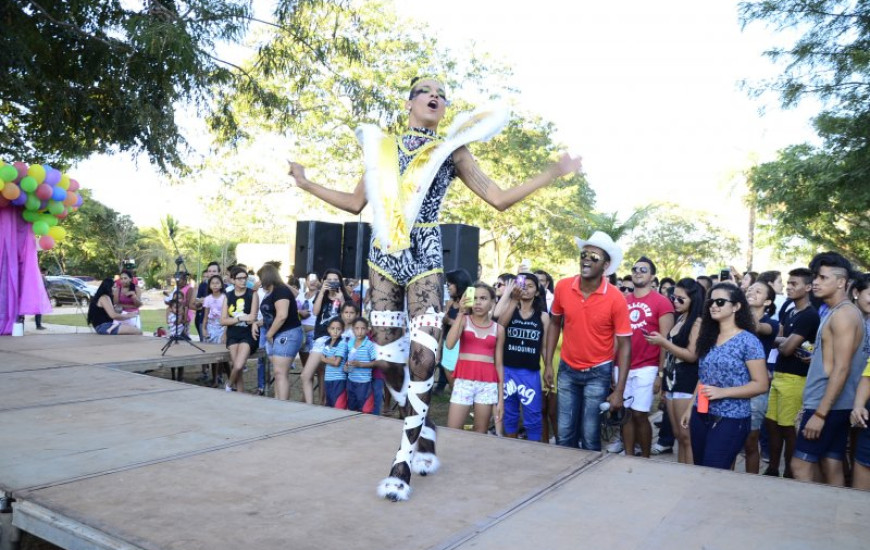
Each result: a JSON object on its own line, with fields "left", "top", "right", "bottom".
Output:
{"left": 44, "top": 309, "right": 195, "bottom": 336}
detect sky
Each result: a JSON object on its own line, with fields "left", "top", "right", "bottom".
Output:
{"left": 74, "top": 0, "right": 818, "bottom": 252}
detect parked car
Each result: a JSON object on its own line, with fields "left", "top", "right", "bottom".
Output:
{"left": 45, "top": 276, "right": 95, "bottom": 306}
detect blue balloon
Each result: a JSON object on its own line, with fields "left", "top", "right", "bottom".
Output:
{"left": 11, "top": 193, "right": 27, "bottom": 206}
{"left": 51, "top": 186, "right": 67, "bottom": 202}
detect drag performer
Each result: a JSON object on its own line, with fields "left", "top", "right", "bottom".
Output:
{"left": 289, "top": 77, "right": 581, "bottom": 501}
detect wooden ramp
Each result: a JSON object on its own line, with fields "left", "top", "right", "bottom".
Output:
{"left": 1, "top": 335, "right": 868, "bottom": 549}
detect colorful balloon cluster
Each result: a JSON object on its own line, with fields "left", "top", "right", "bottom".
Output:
{"left": 0, "top": 160, "right": 84, "bottom": 250}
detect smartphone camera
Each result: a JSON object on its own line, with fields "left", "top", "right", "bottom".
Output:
{"left": 720, "top": 268, "right": 731, "bottom": 281}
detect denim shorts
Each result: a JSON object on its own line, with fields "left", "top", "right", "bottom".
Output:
{"left": 749, "top": 392, "right": 769, "bottom": 431}
{"left": 794, "top": 408, "right": 851, "bottom": 463}
{"left": 94, "top": 322, "right": 121, "bottom": 335}
{"left": 265, "top": 327, "right": 303, "bottom": 358}
{"left": 856, "top": 425, "right": 870, "bottom": 468}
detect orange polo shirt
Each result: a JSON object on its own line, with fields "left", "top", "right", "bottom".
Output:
{"left": 551, "top": 276, "right": 631, "bottom": 370}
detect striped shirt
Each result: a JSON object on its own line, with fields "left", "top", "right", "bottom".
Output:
{"left": 338, "top": 337, "right": 377, "bottom": 383}
{"left": 322, "top": 338, "right": 348, "bottom": 381}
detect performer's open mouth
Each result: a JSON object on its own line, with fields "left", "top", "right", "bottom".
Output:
{"left": 427, "top": 99, "right": 439, "bottom": 109}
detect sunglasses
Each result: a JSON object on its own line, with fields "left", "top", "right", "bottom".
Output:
{"left": 670, "top": 295, "right": 687, "bottom": 305}
{"left": 234, "top": 275, "right": 248, "bottom": 281}
{"left": 494, "top": 282, "right": 504, "bottom": 288}
{"left": 631, "top": 266, "right": 650, "bottom": 274}
{"left": 706, "top": 298, "right": 735, "bottom": 308}
{"left": 619, "top": 286, "right": 634, "bottom": 293}
{"left": 580, "top": 251, "right": 603, "bottom": 263}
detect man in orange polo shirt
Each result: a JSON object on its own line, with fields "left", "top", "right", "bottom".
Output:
{"left": 545, "top": 231, "right": 632, "bottom": 450}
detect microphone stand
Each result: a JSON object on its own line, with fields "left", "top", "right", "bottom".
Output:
{"left": 161, "top": 228, "right": 206, "bottom": 355}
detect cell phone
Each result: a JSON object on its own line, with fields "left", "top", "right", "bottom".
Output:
{"left": 515, "top": 274, "right": 526, "bottom": 287}
{"left": 464, "top": 286, "right": 475, "bottom": 303}
{"left": 329, "top": 281, "right": 341, "bottom": 290}
{"left": 641, "top": 328, "right": 650, "bottom": 336}
{"left": 720, "top": 268, "right": 731, "bottom": 281}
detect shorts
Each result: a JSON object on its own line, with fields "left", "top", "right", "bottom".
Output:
{"left": 450, "top": 378, "right": 499, "bottom": 406}
{"left": 311, "top": 335, "right": 331, "bottom": 354}
{"left": 367, "top": 224, "right": 445, "bottom": 286}
{"left": 856, "top": 425, "right": 870, "bottom": 468}
{"left": 226, "top": 328, "right": 256, "bottom": 352}
{"left": 664, "top": 362, "right": 698, "bottom": 395}
{"left": 94, "top": 322, "right": 121, "bottom": 335}
{"left": 324, "top": 379, "right": 347, "bottom": 409}
{"left": 794, "top": 409, "right": 851, "bottom": 463}
{"left": 766, "top": 372, "right": 806, "bottom": 426}
{"left": 265, "top": 327, "right": 303, "bottom": 358}
{"left": 346, "top": 380, "right": 374, "bottom": 413}
{"left": 616, "top": 365, "right": 658, "bottom": 412}
{"left": 204, "top": 322, "right": 224, "bottom": 345}
{"left": 665, "top": 391, "right": 694, "bottom": 400}
{"left": 749, "top": 392, "right": 769, "bottom": 431}
{"left": 301, "top": 329, "right": 314, "bottom": 353}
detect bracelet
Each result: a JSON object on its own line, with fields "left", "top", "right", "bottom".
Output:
{"left": 813, "top": 410, "right": 827, "bottom": 421}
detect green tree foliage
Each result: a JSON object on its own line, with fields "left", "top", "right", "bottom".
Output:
{"left": 620, "top": 204, "right": 741, "bottom": 279}
{"left": 0, "top": 0, "right": 359, "bottom": 171}
{"left": 740, "top": 1, "right": 870, "bottom": 266}
{"left": 38, "top": 190, "right": 139, "bottom": 278}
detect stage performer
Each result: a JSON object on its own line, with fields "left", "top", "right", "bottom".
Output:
{"left": 288, "top": 76, "right": 582, "bottom": 501}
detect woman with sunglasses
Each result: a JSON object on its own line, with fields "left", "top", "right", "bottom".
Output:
{"left": 644, "top": 277, "right": 704, "bottom": 464}
{"left": 679, "top": 283, "right": 769, "bottom": 469}
{"left": 289, "top": 77, "right": 581, "bottom": 501}
{"left": 494, "top": 273, "right": 516, "bottom": 300}
{"left": 221, "top": 266, "right": 259, "bottom": 392}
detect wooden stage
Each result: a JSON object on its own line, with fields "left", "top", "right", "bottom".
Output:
{"left": 0, "top": 334, "right": 868, "bottom": 549}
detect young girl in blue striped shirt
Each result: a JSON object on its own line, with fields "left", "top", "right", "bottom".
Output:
{"left": 341, "top": 317, "right": 379, "bottom": 413}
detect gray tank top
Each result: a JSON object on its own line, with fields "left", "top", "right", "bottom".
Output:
{"left": 803, "top": 301, "right": 868, "bottom": 410}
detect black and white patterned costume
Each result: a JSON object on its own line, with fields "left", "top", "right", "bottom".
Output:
{"left": 367, "top": 127, "right": 455, "bottom": 285}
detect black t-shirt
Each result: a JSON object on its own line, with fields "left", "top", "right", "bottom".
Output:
{"left": 226, "top": 288, "right": 254, "bottom": 339}
{"left": 314, "top": 293, "right": 343, "bottom": 339}
{"left": 758, "top": 314, "right": 780, "bottom": 372}
{"left": 260, "top": 285, "right": 300, "bottom": 334}
{"left": 502, "top": 307, "right": 545, "bottom": 370}
{"left": 774, "top": 304, "right": 820, "bottom": 377}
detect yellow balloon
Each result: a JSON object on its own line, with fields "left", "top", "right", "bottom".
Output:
{"left": 27, "top": 164, "right": 46, "bottom": 184}
{"left": 48, "top": 226, "right": 67, "bottom": 241}
{"left": 57, "top": 174, "right": 70, "bottom": 190}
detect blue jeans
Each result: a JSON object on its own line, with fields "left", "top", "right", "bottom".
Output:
{"left": 257, "top": 328, "right": 268, "bottom": 390}
{"left": 557, "top": 360, "right": 612, "bottom": 451}
{"left": 690, "top": 408, "right": 750, "bottom": 469}
{"left": 372, "top": 377, "right": 384, "bottom": 416}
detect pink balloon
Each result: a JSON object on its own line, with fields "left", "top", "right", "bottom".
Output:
{"left": 35, "top": 183, "right": 53, "bottom": 200}
{"left": 38, "top": 235, "right": 55, "bottom": 250}
{"left": 56, "top": 208, "right": 69, "bottom": 219}
{"left": 12, "top": 162, "right": 28, "bottom": 181}
{"left": 68, "top": 179, "right": 80, "bottom": 192}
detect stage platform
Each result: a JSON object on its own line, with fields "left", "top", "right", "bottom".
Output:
{"left": 1, "top": 335, "right": 868, "bottom": 549}
{"left": 0, "top": 334, "right": 232, "bottom": 374}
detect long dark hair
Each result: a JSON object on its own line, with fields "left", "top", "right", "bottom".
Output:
{"left": 517, "top": 272, "right": 547, "bottom": 314}
{"left": 87, "top": 278, "right": 115, "bottom": 326}
{"left": 754, "top": 282, "right": 778, "bottom": 317}
{"left": 446, "top": 269, "right": 473, "bottom": 300}
{"left": 672, "top": 278, "right": 704, "bottom": 348}
{"left": 321, "top": 268, "right": 352, "bottom": 303}
{"left": 120, "top": 269, "right": 136, "bottom": 291}
{"left": 695, "top": 283, "right": 756, "bottom": 358}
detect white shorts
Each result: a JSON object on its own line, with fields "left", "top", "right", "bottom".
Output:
{"left": 665, "top": 391, "right": 694, "bottom": 400}
{"left": 449, "top": 378, "right": 499, "bottom": 406}
{"left": 614, "top": 365, "right": 658, "bottom": 412}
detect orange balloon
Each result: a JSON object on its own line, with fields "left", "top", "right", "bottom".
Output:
{"left": 1, "top": 183, "right": 20, "bottom": 200}
{"left": 63, "top": 191, "right": 78, "bottom": 206}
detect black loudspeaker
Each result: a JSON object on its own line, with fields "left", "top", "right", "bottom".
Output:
{"left": 440, "top": 223, "right": 479, "bottom": 279}
{"left": 341, "top": 222, "right": 371, "bottom": 280}
{"left": 294, "top": 221, "right": 343, "bottom": 278}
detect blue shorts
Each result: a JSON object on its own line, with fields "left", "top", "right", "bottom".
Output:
{"left": 94, "top": 322, "right": 120, "bottom": 335}
{"left": 300, "top": 329, "right": 314, "bottom": 353}
{"left": 750, "top": 392, "right": 769, "bottom": 431}
{"left": 503, "top": 366, "right": 543, "bottom": 441}
{"left": 265, "top": 327, "right": 303, "bottom": 358}
{"left": 794, "top": 409, "right": 851, "bottom": 463}
{"left": 311, "top": 335, "right": 331, "bottom": 354}
{"left": 324, "top": 380, "right": 347, "bottom": 409}
{"left": 346, "top": 380, "right": 374, "bottom": 413}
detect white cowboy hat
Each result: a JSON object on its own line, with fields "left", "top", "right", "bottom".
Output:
{"left": 574, "top": 231, "right": 623, "bottom": 276}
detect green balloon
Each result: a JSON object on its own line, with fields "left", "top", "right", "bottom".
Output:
{"left": 22, "top": 210, "right": 40, "bottom": 222}
{"left": 25, "top": 195, "right": 41, "bottom": 210}
{"left": 47, "top": 200, "right": 64, "bottom": 215}
{"left": 20, "top": 176, "right": 37, "bottom": 193}
{"left": 32, "top": 221, "right": 49, "bottom": 235}
{"left": 0, "top": 165, "right": 16, "bottom": 183}
{"left": 44, "top": 215, "right": 58, "bottom": 227}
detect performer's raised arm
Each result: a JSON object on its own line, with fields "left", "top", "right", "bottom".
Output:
{"left": 453, "top": 147, "right": 582, "bottom": 212}
{"left": 287, "top": 162, "right": 368, "bottom": 215}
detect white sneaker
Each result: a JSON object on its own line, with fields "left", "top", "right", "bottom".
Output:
{"left": 225, "top": 384, "right": 233, "bottom": 392}
{"left": 651, "top": 442, "right": 673, "bottom": 455}
{"left": 606, "top": 440, "right": 624, "bottom": 453}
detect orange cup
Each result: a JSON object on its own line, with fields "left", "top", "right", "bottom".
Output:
{"left": 697, "top": 383, "right": 709, "bottom": 413}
